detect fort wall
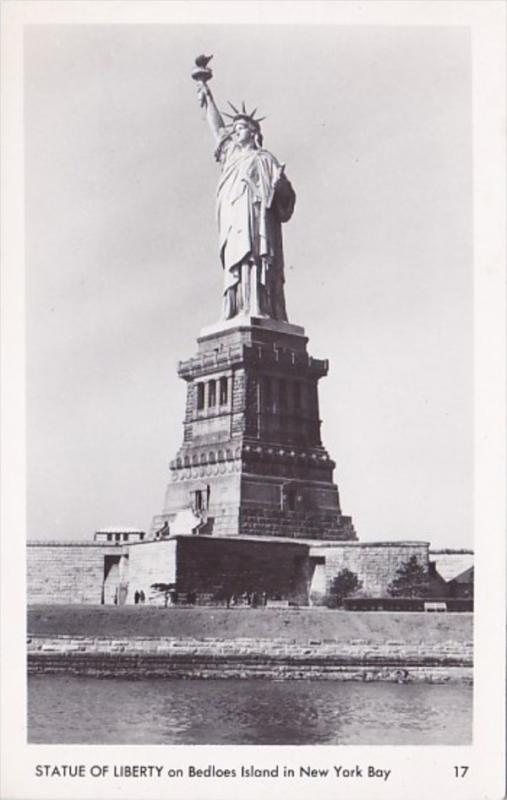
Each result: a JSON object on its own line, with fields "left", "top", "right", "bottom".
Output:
{"left": 27, "top": 537, "right": 432, "bottom": 607}
{"left": 27, "top": 541, "right": 127, "bottom": 605}
{"left": 310, "top": 541, "right": 430, "bottom": 600}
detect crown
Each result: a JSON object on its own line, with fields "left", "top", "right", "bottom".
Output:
{"left": 222, "top": 101, "right": 266, "bottom": 130}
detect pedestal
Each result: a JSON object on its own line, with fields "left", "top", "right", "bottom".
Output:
{"left": 151, "top": 317, "right": 356, "bottom": 541}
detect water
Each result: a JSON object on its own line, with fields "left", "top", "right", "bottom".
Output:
{"left": 28, "top": 676, "right": 472, "bottom": 745}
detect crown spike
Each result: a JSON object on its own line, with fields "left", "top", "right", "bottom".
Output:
{"left": 241, "top": 101, "right": 247, "bottom": 113}
{"left": 227, "top": 101, "right": 240, "bottom": 114}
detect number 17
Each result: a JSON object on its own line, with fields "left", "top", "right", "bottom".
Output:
{"left": 453, "top": 766, "right": 469, "bottom": 778}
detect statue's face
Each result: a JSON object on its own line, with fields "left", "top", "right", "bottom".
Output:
{"left": 233, "top": 120, "right": 255, "bottom": 146}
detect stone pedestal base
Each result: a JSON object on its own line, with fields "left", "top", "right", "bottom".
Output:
{"left": 152, "top": 317, "right": 356, "bottom": 542}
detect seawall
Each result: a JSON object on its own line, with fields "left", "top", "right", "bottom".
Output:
{"left": 28, "top": 607, "right": 473, "bottom": 682}
{"left": 28, "top": 635, "right": 472, "bottom": 682}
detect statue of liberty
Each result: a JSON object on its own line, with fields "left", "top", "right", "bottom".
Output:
{"left": 192, "top": 56, "right": 296, "bottom": 321}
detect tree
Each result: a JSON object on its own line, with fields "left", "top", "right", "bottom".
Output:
{"left": 327, "top": 569, "right": 362, "bottom": 608}
{"left": 387, "top": 556, "right": 429, "bottom": 598}
{"left": 151, "top": 582, "right": 176, "bottom": 608}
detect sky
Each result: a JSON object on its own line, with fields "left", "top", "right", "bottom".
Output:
{"left": 25, "top": 24, "right": 473, "bottom": 547}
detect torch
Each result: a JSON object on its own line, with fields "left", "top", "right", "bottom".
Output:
{"left": 192, "top": 54, "right": 213, "bottom": 108}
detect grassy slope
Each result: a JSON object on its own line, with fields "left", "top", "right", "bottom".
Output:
{"left": 28, "top": 605, "right": 472, "bottom": 642}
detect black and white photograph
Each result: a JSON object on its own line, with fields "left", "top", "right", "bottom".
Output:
{"left": 1, "top": 2, "right": 505, "bottom": 799}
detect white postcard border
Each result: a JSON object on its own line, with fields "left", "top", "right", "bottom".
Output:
{"left": 1, "top": 2, "right": 505, "bottom": 799}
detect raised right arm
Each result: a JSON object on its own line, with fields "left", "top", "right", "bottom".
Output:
{"left": 197, "top": 83, "right": 226, "bottom": 144}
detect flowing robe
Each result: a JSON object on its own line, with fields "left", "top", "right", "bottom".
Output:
{"left": 216, "top": 138, "right": 295, "bottom": 320}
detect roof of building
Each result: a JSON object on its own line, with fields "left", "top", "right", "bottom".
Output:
{"left": 95, "top": 527, "right": 145, "bottom": 534}
{"left": 430, "top": 552, "right": 474, "bottom": 582}
{"left": 449, "top": 566, "right": 474, "bottom": 584}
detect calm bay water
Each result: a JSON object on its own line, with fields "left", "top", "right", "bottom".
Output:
{"left": 28, "top": 676, "right": 472, "bottom": 745}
